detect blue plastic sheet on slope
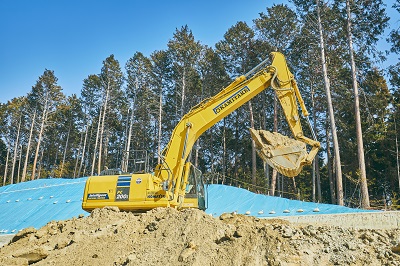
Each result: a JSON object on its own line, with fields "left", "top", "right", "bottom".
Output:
{"left": 0, "top": 178, "right": 89, "bottom": 234}
{"left": 206, "top": 184, "right": 376, "bottom": 218}
{"left": 0, "top": 178, "right": 375, "bottom": 233}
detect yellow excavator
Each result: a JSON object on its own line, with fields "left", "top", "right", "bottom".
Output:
{"left": 82, "top": 52, "right": 320, "bottom": 212}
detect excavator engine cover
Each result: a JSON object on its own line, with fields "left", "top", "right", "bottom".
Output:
{"left": 250, "top": 128, "right": 308, "bottom": 177}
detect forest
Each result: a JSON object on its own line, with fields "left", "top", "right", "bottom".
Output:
{"left": 1, "top": 0, "right": 400, "bottom": 209}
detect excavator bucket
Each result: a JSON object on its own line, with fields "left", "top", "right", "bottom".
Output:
{"left": 249, "top": 128, "right": 309, "bottom": 177}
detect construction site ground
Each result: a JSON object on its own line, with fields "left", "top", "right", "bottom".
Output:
{"left": 1, "top": 207, "right": 400, "bottom": 265}
{"left": 1, "top": 179, "right": 400, "bottom": 265}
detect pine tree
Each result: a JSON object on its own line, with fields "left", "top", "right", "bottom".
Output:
{"left": 167, "top": 25, "right": 202, "bottom": 119}
{"left": 335, "top": 0, "right": 389, "bottom": 208}
{"left": 216, "top": 21, "right": 259, "bottom": 185}
{"left": 150, "top": 50, "right": 172, "bottom": 164}
{"left": 96, "top": 55, "right": 124, "bottom": 174}
{"left": 28, "top": 70, "right": 64, "bottom": 180}
{"left": 124, "top": 52, "right": 155, "bottom": 171}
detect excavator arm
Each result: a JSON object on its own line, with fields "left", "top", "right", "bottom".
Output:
{"left": 155, "top": 52, "right": 320, "bottom": 205}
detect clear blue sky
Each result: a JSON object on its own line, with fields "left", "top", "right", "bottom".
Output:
{"left": 0, "top": 0, "right": 398, "bottom": 103}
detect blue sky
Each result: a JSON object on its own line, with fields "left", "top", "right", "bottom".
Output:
{"left": 0, "top": 0, "right": 398, "bottom": 103}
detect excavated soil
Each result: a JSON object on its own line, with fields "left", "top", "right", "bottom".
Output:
{"left": 1, "top": 207, "right": 400, "bottom": 265}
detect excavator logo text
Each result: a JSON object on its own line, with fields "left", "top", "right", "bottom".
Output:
{"left": 147, "top": 191, "right": 166, "bottom": 199}
{"left": 87, "top": 193, "right": 109, "bottom": 200}
{"left": 213, "top": 86, "right": 250, "bottom": 114}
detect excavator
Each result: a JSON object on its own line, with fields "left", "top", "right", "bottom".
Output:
{"left": 82, "top": 52, "right": 320, "bottom": 212}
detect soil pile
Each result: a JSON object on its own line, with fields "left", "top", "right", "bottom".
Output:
{"left": 1, "top": 207, "right": 400, "bottom": 265}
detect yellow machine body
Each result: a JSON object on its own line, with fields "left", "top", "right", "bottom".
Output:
{"left": 82, "top": 164, "right": 205, "bottom": 212}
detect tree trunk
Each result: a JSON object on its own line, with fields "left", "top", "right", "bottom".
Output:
{"left": 37, "top": 148, "right": 44, "bottom": 179}
{"left": 346, "top": 0, "right": 370, "bottom": 208}
{"left": 316, "top": 0, "right": 344, "bottom": 205}
{"left": 22, "top": 111, "right": 36, "bottom": 182}
{"left": 74, "top": 131, "right": 83, "bottom": 178}
{"left": 60, "top": 120, "right": 72, "bottom": 177}
{"left": 17, "top": 145, "right": 22, "bottom": 183}
{"left": 292, "top": 177, "right": 298, "bottom": 199}
{"left": 78, "top": 121, "right": 89, "bottom": 177}
{"left": 91, "top": 110, "right": 102, "bottom": 176}
{"left": 234, "top": 113, "right": 239, "bottom": 179}
{"left": 395, "top": 117, "right": 400, "bottom": 191}
{"left": 123, "top": 106, "right": 135, "bottom": 171}
{"left": 315, "top": 153, "right": 322, "bottom": 202}
{"left": 264, "top": 162, "right": 269, "bottom": 193}
{"left": 261, "top": 92, "right": 269, "bottom": 190}
{"left": 248, "top": 101, "right": 257, "bottom": 185}
{"left": 181, "top": 70, "right": 186, "bottom": 117}
{"left": 312, "top": 159, "right": 316, "bottom": 202}
{"left": 98, "top": 84, "right": 110, "bottom": 174}
{"left": 157, "top": 85, "right": 163, "bottom": 164}
{"left": 121, "top": 111, "right": 129, "bottom": 171}
{"left": 103, "top": 129, "right": 110, "bottom": 168}
{"left": 310, "top": 80, "right": 322, "bottom": 202}
{"left": 326, "top": 121, "right": 336, "bottom": 204}
{"left": 11, "top": 116, "right": 22, "bottom": 184}
{"left": 3, "top": 141, "right": 10, "bottom": 186}
{"left": 74, "top": 126, "right": 85, "bottom": 178}
{"left": 277, "top": 173, "right": 281, "bottom": 196}
{"left": 32, "top": 103, "right": 48, "bottom": 180}
{"left": 270, "top": 94, "right": 278, "bottom": 196}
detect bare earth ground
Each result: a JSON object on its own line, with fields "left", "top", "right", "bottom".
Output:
{"left": 0, "top": 235, "right": 13, "bottom": 248}
{"left": 1, "top": 207, "right": 400, "bottom": 266}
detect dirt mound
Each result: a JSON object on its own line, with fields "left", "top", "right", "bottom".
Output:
{"left": 1, "top": 207, "right": 400, "bottom": 265}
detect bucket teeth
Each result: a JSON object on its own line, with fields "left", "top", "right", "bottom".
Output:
{"left": 250, "top": 128, "right": 309, "bottom": 177}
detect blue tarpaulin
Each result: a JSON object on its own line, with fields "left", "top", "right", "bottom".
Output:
{"left": 0, "top": 178, "right": 88, "bottom": 233}
{"left": 206, "top": 184, "right": 373, "bottom": 217}
{"left": 0, "top": 178, "right": 373, "bottom": 233}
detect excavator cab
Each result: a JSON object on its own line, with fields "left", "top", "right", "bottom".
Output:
{"left": 183, "top": 164, "right": 206, "bottom": 210}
